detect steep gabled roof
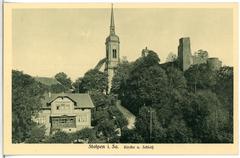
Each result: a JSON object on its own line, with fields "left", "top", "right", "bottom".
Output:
{"left": 41, "top": 93, "right": 94, "bottom": 109}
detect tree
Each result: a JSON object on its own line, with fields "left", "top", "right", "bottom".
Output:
{"left": 12, "top": 70, "right": 45, "bottom": 143}
{"left": 25, "top": 125, "right": 46, "bottom": 143}
{"left": 96, "top": 119, "right": 116, "bottom": 142}
{"left": 117, "top": 51, "right": 170, "bottom": 114}
{"left": 166, "top": 117, "right": 193, "bottom": 143}
{"left": 90, "top": 91, "right": 112, "bottom": 126}
{"left": 122, "top": 65, "right": 169, "bottom": 114}
{"left": 214, "top": 66, "right": 233, "bottom": 142}
{"left": 72, "top": 77, "right": 82, "bottom": 93}
{"left": 120, "top": 128, "right": 144, "bottom": 143}
{"left": 92, "top": 109, "right": 110, "bottom": 126}
{"left": 135, "top": 106, "right": 166, "bottom": 143}
{"left": 46, "top": 131, "right": 72, "bottom": 143}
{"left": 50, "top": 83, "right": 66, "bottom": 93}
{"left": 142, "top": 51, "right": 160, "bottom": 67}
{"left": 54, "top": 72, "right": 72, "bottom": 91}
{"left": 182, "top": 90, "right": 227, "bottom": 143}
{"left": 157, "top": 90, "right": 186, "bottom": 128}
{"left": 89, "top": 90, "right": 127, "bottom": 142}
{"left": 165, "top": 52, "right": 177, "bottom": 62}
{"left": 184, "top": 64, "right": 217, "bottom": 92}
{"left": 165, "top": 66, "right": 187, "bottom": 91}
{"left": 90, "top": 91, "right": 112, "bottom": 109}
{"left": 111, "top": 60, "right": 132, "bottom": 95}
{"left": 72, "top": 128, "right": 97, "bottom": 143}
{"left": 79, "top": 69, "right": 107, "bottom": 93}
{"left": 108, "top": 105, "right": 128, "bottom": 129}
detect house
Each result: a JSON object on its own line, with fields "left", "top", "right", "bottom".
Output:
{"left": 34, "top": 93, "right": 95, "bottom": 135}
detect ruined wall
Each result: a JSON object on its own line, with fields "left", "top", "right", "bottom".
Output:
{"left": 207, "top": 58, "right": 222, "bottom": 71}
{"left": 178, "top": 37, "right": 193, "bottom": 71}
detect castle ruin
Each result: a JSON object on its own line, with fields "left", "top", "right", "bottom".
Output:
{"left": 178, "top": 37, "right": 193, "bottom": 71}
{"left": 177, "top": 37, "right": 222, "bottom": 71}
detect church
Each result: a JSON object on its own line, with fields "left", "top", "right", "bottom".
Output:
{"left": 95, "top": 4, "right": 120, "bottom": 93}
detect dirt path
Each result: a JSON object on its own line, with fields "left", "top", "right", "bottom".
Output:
{"left": 116, "top": 104, "right": 136, "bottom": 129}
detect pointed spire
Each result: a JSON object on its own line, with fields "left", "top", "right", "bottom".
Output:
{"left": 110, "top": 3, "right": 115, "bottom": 35}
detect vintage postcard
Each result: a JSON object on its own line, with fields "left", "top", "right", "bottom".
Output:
{"left": 3, "top": 2, "right": 239, "bottom": 155}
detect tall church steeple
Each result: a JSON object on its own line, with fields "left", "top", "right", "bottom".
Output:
{"left": 110, "top": 4, "right": 115, "bottom": 35}
{"left": 105, "top": 4, "right": 120, "bottom": 93}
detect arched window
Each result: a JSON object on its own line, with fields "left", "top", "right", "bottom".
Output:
{"left": 113, "top": 49, "right": 117, "bottom": 58}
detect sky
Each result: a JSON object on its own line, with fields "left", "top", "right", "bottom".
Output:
{"left": 12, "top": 6, "right": 233, "bottom": 81}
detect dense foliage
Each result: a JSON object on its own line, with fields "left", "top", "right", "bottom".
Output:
{"left": 78, "top": 69, "right": 108, "bottom": 93}
{"left": 12, "top": 48, "right": 233, "bottom": 143}
{"left": 12, "top": 70, "right": 45, "bottom": 143}
{"left": 74, "top": 69, "right": 128, "bottom": 142}
{"left": 54, "top": 72, "right": 72, "bottom": 91}
{"left": 38, "top": 72, "right": 73, "bottom": 93}
{"left": 111, "top": 51, "right": 233, "bottom": 143}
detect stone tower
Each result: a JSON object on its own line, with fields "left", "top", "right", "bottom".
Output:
{"left": 178, "top": 37, "right": 193, "bottom": 71}
{"left": 207, "top": 57, "right": 222, "bottom": 71}
{"left": 105, "top": 4, "right": 120, "bottom": 93}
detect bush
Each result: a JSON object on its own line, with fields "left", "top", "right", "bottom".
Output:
{"left": 46, "top": 131, "right": 72, "bottom": 143}
{"left": 72, "top": 128, "right": 96, "bottom": 143}
{"left": 25, "top": 125, "right": 46, "bottom": 143}
{"left": 120, "top": 128, "right": 144, "bottom": 143}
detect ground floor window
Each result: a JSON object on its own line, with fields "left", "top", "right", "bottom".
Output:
{"left": 51, "top": 116, "right": 76, "bottom": 129}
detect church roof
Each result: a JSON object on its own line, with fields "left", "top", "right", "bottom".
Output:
{"left": 41, "top": 93, "right": 95, "bottom": 109}
{"left": 106, "top": 4, "right": 119, "bottom": 43}
{"left": 110, "top": 3, "right": 115, "bottom": 35}
{"left": 94, "top": 58, "right": 106, "bottom": 71}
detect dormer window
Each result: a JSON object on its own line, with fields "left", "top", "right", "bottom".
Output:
{"left": 113, "top": 49, "right": 117, "bottom": 58}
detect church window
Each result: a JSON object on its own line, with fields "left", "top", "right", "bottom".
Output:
{"left": 113, "top": 49, "right": 117, "bottom": 58}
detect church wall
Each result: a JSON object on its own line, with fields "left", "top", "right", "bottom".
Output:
{"left": 107, "top": 68, "right": 115, "bottom": 92}
{"left": 106, "top": 42, "right": 120, "bottom": 67}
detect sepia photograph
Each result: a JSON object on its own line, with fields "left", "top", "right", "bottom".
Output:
{"left": 3, "top": 2, "right": 238, "bottom": 155}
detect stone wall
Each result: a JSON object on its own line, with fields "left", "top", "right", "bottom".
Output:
{"left": 178, "top": 37, "right": 193, "bottom": 71}
{"left": 207, "top": 57, "right": 222, "bottom": 71}
{"left": 177, "top": 37, "right": 222, "bottom": 71}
